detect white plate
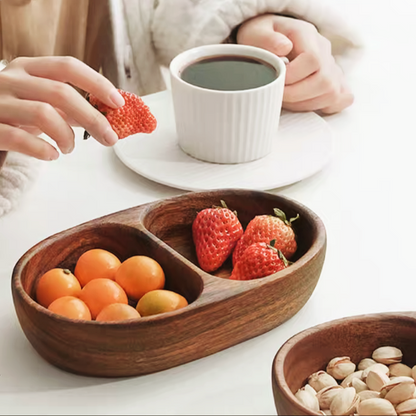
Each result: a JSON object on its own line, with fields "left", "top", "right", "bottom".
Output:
{"left": 114, "top": 90, "right": 332, "bottom": 191}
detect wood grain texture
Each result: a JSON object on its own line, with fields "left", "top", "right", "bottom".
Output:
{"left": 272, "top": 312, "right": 416, "bottom": 415}
{"left": 12, "top": 189, "right": 326, "bottom": 377}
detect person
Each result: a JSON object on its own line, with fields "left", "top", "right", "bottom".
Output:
{"left": 0, "top": 0, "right": 362, "bottom": 216}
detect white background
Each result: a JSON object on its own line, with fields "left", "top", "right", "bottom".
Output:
{"left": 1, "top": 0, "right": 416, "bottom": 414}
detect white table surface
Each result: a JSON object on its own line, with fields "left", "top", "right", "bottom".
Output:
{"left": 1, "top": 1, "right": 416, "bottom": 414}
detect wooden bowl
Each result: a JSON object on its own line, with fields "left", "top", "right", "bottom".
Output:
{"left": 12, "top": 189, "right": 326, "bottom": 377}
{"left": 272, "top": 312, "right": 416, "bottom": 415}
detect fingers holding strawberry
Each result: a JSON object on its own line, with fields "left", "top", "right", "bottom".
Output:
{"left": 0, "top": 57, "right": 157, "bottom": 161}
{"left": 84, "top": 90, "right": 157, "bottom": 141}
{"left": 0, "top": 56, "right": 125, "bottom": 159}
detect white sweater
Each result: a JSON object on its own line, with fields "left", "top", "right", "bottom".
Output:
{"left": 0, "top": 0, "right": 362, "bottom": 217}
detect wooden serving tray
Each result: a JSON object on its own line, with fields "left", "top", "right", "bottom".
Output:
{"left": 12, "top": 189, "right": 326, "bottom": 377}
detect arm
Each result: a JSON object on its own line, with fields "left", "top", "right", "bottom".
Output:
{"left": 152, "top": 0, "right": 362, "bottom": 114}
{"left": 152, "top": 0, "right": 362, "bottom": 71}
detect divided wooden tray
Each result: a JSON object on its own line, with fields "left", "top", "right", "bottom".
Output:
{"left": 11, "top": 189, "right": 326, "bottom": 377}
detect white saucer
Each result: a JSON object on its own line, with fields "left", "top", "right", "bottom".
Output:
{"left": 114, "top": 90, "right": 332, "bottom": 191}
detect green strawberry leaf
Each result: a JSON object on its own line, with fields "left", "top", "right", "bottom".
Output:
{"left": 273, "top": 208, "right": 299, "bottom": 226}
{"left": 277, "top": 250, "right": 290, "bottom": 267}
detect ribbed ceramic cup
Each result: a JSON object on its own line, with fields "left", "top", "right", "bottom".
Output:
{"left": 169, "top": 44, "right": 286, "bottom": 164}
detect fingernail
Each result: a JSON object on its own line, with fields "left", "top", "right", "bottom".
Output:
{"left": 49, "top": 150, "right": 59, "bottom": 161}
{"left": 110, "top": 90, "right": 125, "bottom": 108}
{"left": 62, "top": 145, "right": 74, "bottom": 154}
{"left": 103, "top": 127, "right": 119, "bottom": 145}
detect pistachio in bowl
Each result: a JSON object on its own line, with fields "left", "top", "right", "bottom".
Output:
{"left": 271, "top": 312, "right": 416, "bottom": 415}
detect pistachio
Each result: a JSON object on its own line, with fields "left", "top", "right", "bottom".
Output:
{"left": 357, "top": 398, "right": 397, "bottom": 415}
{"left": 382, "top": 377, "right": 416, "bottom": 404}
{"left": 362, "top": 363, "right": 390, "bottom": 379}
{"left": 412, "top": 365, "right": 416, "bottom": 383}
{"left": 372, "top": 346, "right": 403, "bottom": 365}
{"left": 322, "top": 411, "right": 332, "bottom": 416}
{"left": 390, "top": 363, "right": 413, "bottom": 378}
{"left": 357, "top": 390, "right": 381, "bottom": 401}
{"left": 316, "top": 385, "right": 344, "bottom": 409}
{"left": 330, "top": 387, "right": 359, "bottom": 416}
{"left": 295, "top": 388, "right": 320, "bottom": 412}
{"left": 380, "top": 376, "right": 415, "bottom": 394}
{"left": 396, "top": 399, "right": 416, "bottom": 415}
{"left": 303, "top": 384, "right": 317, "bottom": 396}
{"left": 341, "top": 370, "right": 364, "bottom": 388}
{"left": 358, "top": 358, "right": 377, "bottom": 371}
{"left": 308, "top": 371, "right": 338, "bottom": 392}
{"left": 352, "top": 378, "right": 369, "bottom": 393}
{"left": 327, "top": 356, "right": 356, "bottom": 380}
{"left": 366, "top": 370, "right": 390, "bottom": 392}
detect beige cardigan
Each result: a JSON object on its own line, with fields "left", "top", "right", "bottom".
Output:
{"left": 0, "top": 0, "right": 362, "bottom": 216}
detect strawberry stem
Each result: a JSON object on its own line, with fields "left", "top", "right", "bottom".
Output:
{"left": 289, "top": 213, "right": 300, "bottom": 224}
{"left": 273, "top": 208, "right": 299, "bottom": 226}
{"left": 277, "top": 250, "right": 290, "bottom": 267}
{"left": 267, "top": 240, "right": 278, "bottom": 253}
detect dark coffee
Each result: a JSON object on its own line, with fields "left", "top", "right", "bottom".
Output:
{"left": 180, "top": 55, "right": 278, "bottom": 91}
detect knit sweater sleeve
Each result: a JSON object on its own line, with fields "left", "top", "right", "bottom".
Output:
{"left": 0, "top": 61, "right": 40, "bottom": 217}
{"left": 152, "top": 0, "right": 362, "bottom": 71}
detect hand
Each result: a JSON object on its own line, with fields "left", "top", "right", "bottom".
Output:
{"left": 0, "top": 56, "right": 125, "bottom": 160}
{"left": 237, "top": 14, "right": 354, "bottom": 114}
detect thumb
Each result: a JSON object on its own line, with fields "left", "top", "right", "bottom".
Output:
{"left": 237, "top": 16, "right": 293, "bottom": 57}
{"left": 263, "top": 32, "right": 293, "bottom": 57}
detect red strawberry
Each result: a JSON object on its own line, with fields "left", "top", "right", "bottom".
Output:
{"left": 232, "top": 208, "right": 298, "bottom": 266}
{"left": 84, "top": 89, "right": 157, "bottom": 140}
{"left": 192, "top": 200, "right": 243, "bottom": 273}
{"left": 230, "top": 241, "right": 288, "bottom": 281}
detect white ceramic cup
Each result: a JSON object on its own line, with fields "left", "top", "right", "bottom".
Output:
{"left": 169, "top": 44, "right": 286, "bottom": 164}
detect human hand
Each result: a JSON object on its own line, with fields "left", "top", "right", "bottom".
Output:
{"left": 237, "top": 14, "right": 354, "bottom": 114}
{"left": 0, "top": 56, "right": 125, "bottom": 160}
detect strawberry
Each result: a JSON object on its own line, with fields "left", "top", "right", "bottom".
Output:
{"left": 84, "top": 89, "right": 157, "bottom": 140}
{"left": 192, "top": 200, "right": 243, "bottom": 273}
{"left": 232, "top": 208, "right": 298, "bottom": 266}
{"left": 229, "top": 241, "right": 288, "bottom": 281}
